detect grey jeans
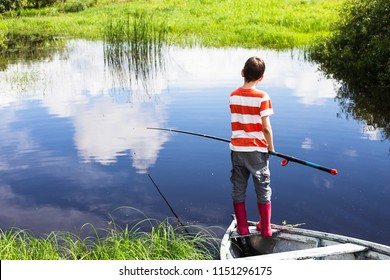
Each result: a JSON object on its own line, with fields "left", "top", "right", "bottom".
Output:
{"left": 230, "top": 151, "right": 271, "bottom": 204}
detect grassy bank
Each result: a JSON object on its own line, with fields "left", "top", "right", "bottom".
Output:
{"left": 0, "top": 221, "right": 219, "bottom": 260}
{"left": 1, "top": 0, "right": 344, "bottom": 49}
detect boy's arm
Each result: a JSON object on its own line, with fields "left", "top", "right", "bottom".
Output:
{"left": 262, "top": 115, "right": 274, "bottom": 152}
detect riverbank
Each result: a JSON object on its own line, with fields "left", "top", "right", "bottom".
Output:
{"left": 0, "top": 0, "right": 343, "bottom": 49}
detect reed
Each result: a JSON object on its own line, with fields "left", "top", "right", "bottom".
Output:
{"left": 103, "top": 11, "right": 169, "bottom": 89}
{"left": 0, "top": 220, "right": 220, "bottom": 260}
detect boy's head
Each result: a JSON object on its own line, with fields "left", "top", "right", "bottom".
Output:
{"left": 242, "top": 56, "right": 266, "bottom": 83}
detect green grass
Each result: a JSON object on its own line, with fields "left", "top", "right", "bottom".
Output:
{"left": 0, "top": 0, "right": 344, "bottom": 49}
{"left": 0, "top": 220, "right": 220, "bottom": 260}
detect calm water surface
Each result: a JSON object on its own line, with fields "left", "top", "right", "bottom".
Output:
{"left": 0, "top": 40, "right": 388, "bottom": 245}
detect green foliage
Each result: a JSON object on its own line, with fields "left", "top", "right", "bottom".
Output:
{"left": 0, "top": 220, "right": 219, "bottom": 260}
{"left": 0, "top": 0, "right": 64, "bottom": 13}
{"left": 0, "top": 19, "right": 7, "bottom": 48}
{"left": 62, "top": 0, "right": 97, "bottom": 13}
{"left": 310, "top": 0, "right": 390, "bottom": 141}
{"left": 0, "top": 0, "right": 342, "bottom": 49}
{"left": 26, "top": 0, "right": 61, "bottom": 9}
{"left": 310, "top": 0, "right": 390, "bottom": 90}
{"left": 0, "top": 0, "right": 98, "bottom": 13}
{"left": 63, "top": 0, "right": 87, "bottom": 12}
{"left": 0, "top": 0, "right": 27, "bottom": 13}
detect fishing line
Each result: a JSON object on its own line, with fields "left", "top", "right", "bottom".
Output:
{"left": 147, "top": 173, "right": 190, "bottom": 234}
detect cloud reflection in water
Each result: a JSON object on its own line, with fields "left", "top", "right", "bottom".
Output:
{"left": 0, "top": 41, "right": 350, "bottom": 235}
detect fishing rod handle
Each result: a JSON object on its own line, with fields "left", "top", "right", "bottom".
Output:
{"left": 268, "top": 151, "right": 338, "bottom": 175}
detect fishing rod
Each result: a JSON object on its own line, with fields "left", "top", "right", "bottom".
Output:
{"left": 147, "top": 173, "right": 190, "bottom": 234}
{"left": 147, "top": 127, "right": 338, "bottom": 175}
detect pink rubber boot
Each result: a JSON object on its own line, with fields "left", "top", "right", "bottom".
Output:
{"left": 257, "top": 202, "right": 272, "bottom": 237}
{"left": 233, "top": 202, "right": 250, "bottom": 235}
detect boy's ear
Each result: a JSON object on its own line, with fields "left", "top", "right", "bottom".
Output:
{"left": 241, "top": 69, "right": 245, "bottom": 77}
{"left": 258, "top": 75, "right": 264, "bottom": 82}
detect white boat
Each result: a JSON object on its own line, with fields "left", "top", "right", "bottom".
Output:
{"left": 220, "top": 216, "right": 390, "bottom": 260}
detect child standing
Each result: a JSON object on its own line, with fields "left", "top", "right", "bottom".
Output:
{"left": 229, "top": 56, "right": 274, "bottom": 237}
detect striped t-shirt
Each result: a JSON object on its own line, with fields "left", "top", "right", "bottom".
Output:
{"left": 229, "top": 87, "right": 274, "bottom": 152}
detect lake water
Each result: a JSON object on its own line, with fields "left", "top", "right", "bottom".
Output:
{"left": 0, "top": 40, "right": 388, "bottom": 245}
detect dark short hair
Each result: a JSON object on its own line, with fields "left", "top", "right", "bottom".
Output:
{"left": 243, "top": 56, "right": 266, "bottom": 82}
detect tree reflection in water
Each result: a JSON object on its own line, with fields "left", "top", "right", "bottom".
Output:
{"left": 336, "top": 83, "right": 389, "bottom": 144}
{"left": 0, "top": 34, "right": 67, "bottom": 71}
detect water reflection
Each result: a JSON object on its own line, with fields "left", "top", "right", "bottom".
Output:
{"left": 0, "top": 41, "right": 339, "bottom": 174}
{"left": 0, "top": 183, "right": 107, "bottom": 234}
{"left": 73, "top": 98, "right": 169, "bottom": 171}
{"left": 103, "top": 11, "right": 168, "bottom": 92}
{"left": 0, "top": 40, "right": 388, "bottom": 245}
{"left": 162, "top": 47, "right": 337, "bottom": 106}
{"left": 0, "top": 41, "right": 341, "bottom": 232}
{"left": 336, "top": 84, "right": 390, "bottom": 143}
{"left": 0, "top": 34, "right": 66, "bottom": 71}
{"left": 103, "top": 42, "right": 168, "bottom": 93}
{"left": 0, "top": 40, "right": 170, "bottom": 173}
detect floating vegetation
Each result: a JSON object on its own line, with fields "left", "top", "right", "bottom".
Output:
{"left": 103, "top": 11, "right": 169, "bottom": 92}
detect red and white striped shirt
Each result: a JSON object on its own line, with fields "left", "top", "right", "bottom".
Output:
{"left": 229, "top": 87, "right": 273, "bottom": 152}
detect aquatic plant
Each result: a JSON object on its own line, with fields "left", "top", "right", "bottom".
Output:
{"left": 103, "top": 11, "right": 169, "bottom": 90}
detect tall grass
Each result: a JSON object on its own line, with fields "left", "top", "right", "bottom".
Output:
{"left": 103, "top": 11, "right": 168, "bottom": 89}
{"left": 0, "top": 220, "right": 220, "bottom": 260}
{"left": 0, "top": 0, "right": 344, "bottom": 49}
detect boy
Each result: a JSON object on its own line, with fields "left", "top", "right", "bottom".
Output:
{"left": 229, "top": 56, "right": 274, "bottom": 237}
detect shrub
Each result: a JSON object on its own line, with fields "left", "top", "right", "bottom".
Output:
{"left": 63, "top": 0, "right": 87, "bottom": 12}
{"left": 310, "top": 0, "right": 389, "bottom": 90}
{"left": 0, "top": 0, "right": 27, "bottom": 13}
{"left": 26, "top": 0, "right": 61, "bottom": 8}
{"left": 0, "top": 20, "right": 6, "bottom": 48}
{"left": 63, "top": 0, "right": 97, "bottom": 13}
{"left": 0, "top": 1, "right": 97, "bottom": 13}
{"left": 310, "top": 0, "right": 389, "bottom": 141}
